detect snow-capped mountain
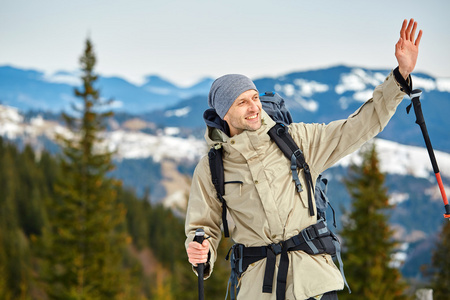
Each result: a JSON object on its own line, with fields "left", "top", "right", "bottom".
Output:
{"left": 138, "top": 65, "right": 450, "bottom": 152}
{"left": 3, "top": 64, "right": 450, "bottom": 122}
{"left": 0, "top": 65, "right": 214, "bottom": 113}
{"left": 2, "top": 64, "right": 450, "bottom": 279}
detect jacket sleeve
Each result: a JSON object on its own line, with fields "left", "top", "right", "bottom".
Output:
{"left": 185, "top": 156, "right": 223, "bottom": 279}
{"left": 289, "top": 70, "right": 407, "bottom": 175}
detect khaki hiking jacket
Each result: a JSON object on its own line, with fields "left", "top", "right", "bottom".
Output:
{"left": 185, "top": 71, "right": 406, "bottom": 299}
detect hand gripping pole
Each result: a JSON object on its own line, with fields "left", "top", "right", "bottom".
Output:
{"left": 194, "top": 228, "right": 205, "bottom": 300}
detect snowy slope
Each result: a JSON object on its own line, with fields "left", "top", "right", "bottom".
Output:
{"left": 1, "top": 104, "right": 449, "bottom": 182}
{"left": 106, "top": 130, "right": 206, "bottom": 163}
{"left": 337, "top": 138, "right": 450, "bottom": 180}
{"left": 0, "top": 104, "right": 207, "bottom": 164}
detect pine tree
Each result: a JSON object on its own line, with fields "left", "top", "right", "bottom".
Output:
{"left": 42, "top": 39, "right": 129, "bottom": 299}
{"left": 16, "top": 145, "right": 49, "bottom": 237}
{"left": 339, "top": 143, "right": 408, "bottom": 300}
{"left": 429, "top": 220, "right": 450, "bottom": 298}
{"left": 0, "top": 138, "right": 33, "bottom": 300}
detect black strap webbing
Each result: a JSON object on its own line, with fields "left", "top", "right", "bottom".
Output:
{"left": 208, "top": 147, "right": 230, "bottom": 237}
{"left": 268, "top": 123, "right": 315, "bottom": 216}
{"left": 393, "top": 66, "right": 413, "bottom": 96}
{"left": 228, "top": 220, "right": 337, "bottom": 300}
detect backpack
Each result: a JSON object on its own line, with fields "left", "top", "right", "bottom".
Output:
{"left": 207, "top": 91, "right": 336, "bottom": 238}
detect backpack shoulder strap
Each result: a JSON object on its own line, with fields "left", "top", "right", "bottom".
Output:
{"left": 208, "top": 146, "right": 230, "bottom": 237}
{"left": 315, "top": 174, "right": 337, "bottom": 228}
{"left": 267, "top": 123, "right": 315, "bottom": 217}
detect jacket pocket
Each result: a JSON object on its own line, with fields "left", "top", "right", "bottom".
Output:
{"left": 224, "top": 180, "right": 243, "bottom": 197}
{"left": 222, "top": 179, "right": 249, "bottom": 210}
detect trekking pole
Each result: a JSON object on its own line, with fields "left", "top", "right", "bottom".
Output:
{"left": 407, "top": 89, "right": 450, "bottom": 219}
{"left": 194, "top": 228, "right": 205, "bottom": 300}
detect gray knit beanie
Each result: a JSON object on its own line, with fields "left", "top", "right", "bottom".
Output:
{"left": 208, "top": 74, "right": 258, "bottom": 119}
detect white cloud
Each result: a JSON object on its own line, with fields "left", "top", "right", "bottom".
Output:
{"left": 164, "top": 106, "right": 191, "bottom": 117}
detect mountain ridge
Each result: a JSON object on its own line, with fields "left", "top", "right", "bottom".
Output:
{"left": 1, "top": 64, "right": 450, "bottom": 279}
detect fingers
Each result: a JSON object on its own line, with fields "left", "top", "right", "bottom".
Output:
{"left": 395, "top": 37, "right": 403, "bottom": 51}
{"left": 405, "top": 18, "right": 414, "bottom": 41}
{"left": 187, "top": 240, "right": 210, "bottom": 266}
{"left": 415, "top": 29, "right": 423, "bottom": 46}
{"left": 400, "top": 19, "right": 407, "bottom": 40}
{"left": 400, "top": 18, "right": 422, "bottom": 46}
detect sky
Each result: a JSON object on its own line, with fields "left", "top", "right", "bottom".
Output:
{"left": 1, "top": 0, "right": 449, "bottom": 86}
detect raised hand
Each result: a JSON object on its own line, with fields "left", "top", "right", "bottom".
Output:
{"left": 395, "top": 18, "right": 423, "bottom": 79}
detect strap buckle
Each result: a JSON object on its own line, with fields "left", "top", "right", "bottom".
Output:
{"left": 303, "top": 226, "right": 317, "bottom": 241}
{"left": 302, "top": 162, "right": 310, "bottom": 173}
{"left": 269, "top": 243, "right": 282, "bottom": 255}
{"left": 228, "top": 244, "right": 245, "bottom": 275}
{"left": 233, "top": 244, "right": 244, "bottom": 260}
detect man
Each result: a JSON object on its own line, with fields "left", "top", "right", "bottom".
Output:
{"left": 185, "top": 19, "right": 422, "bottom": 300}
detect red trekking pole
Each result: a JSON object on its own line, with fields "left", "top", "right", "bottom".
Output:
{"left": 407, "top": 89, "right": 450, "bottom": 219}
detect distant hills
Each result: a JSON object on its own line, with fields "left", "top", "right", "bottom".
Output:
{"left": 0, "top": 65, "right": 214, "bottom": 113}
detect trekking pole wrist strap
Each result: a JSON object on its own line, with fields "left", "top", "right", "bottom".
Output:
{"left": 393, "top": 66, "right": 413, "bottom": 96}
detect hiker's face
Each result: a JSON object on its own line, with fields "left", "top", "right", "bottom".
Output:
{"left": 224, "top": 89, "right": 262, "bottom": 136}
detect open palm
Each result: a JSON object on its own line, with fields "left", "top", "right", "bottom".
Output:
{"left": 395, "top": 19, "right": 423, "bottom": 79}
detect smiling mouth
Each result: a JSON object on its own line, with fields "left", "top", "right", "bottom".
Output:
{"left": 246, "top": 113, "right": 259, "bottom": 120}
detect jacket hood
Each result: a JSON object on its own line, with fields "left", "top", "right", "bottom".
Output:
{"left": 203, "top": 108, "right": 230, "bottom": 136}
{"left": 203, "top": 108, "right": 230, "bottom": 146}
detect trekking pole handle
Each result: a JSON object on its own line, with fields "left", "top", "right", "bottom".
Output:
{"left": 194, "top": 228, "right": 205, "bottom": 246}
{"left": 194, "top": 228, "right": 205, "bottom": 300}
